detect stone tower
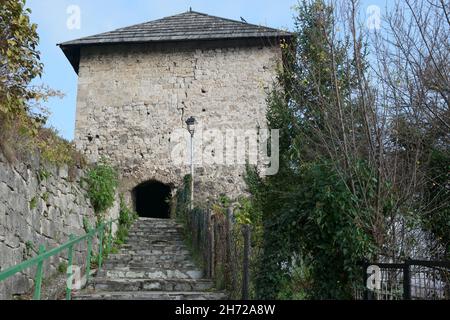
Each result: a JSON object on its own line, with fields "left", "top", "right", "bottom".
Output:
{"left": 59, "top": 11, "right": 291, "bottom": 215}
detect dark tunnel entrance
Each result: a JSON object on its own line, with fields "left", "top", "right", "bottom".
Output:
{"left": 133, "top": 181, "right": 171, "bottom": 219}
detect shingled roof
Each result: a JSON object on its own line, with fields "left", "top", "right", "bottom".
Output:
{"left": 59, "top": 10, "right": 292, "bottom": 73}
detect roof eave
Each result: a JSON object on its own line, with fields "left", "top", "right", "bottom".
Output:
{"left": 59, "top": 34, "right": 293, "bottom": 75}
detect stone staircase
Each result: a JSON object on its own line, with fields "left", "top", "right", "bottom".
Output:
{"left": 73, "top": 217, "right": 227, "bottom": 300}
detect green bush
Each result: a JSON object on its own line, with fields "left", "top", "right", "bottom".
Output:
{"left": 57, "top": 262, "right": 67, "bottom": 274}
{"left": 84, "top": 160, "right": 118, "bottom": 215}
{"left": 114, "top": 196, "right": 138, "bottom": 246}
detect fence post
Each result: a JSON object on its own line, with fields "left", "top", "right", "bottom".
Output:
{"left": 107, "top": 221, "right": 113, "bottom": 255}
{"left": 226, "top": 207, "right": 234, "bottom": 291}
{"left": 361, "top": 262, "right": 372, "bottom": 300}
{"left": 85, "top": 230, "right": 92, "bottom": 284}
{"left": 403, "top": 260, "right": 411, "bottom": 300}
{"left": 98, "top": 224, "right": 104, "bottom": 270}
{"left": 209, "top": 210, "right": 215, "bottom": 279}
{"left": 242, "top": 224, "right": 251, "bottom": 300}
{"left": 33, "top": 245, "right": 46, "bottom": 300}
{"left": 66, "top": 234, "right": 75, "bottom": 301}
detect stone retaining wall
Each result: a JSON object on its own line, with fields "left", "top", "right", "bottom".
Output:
{"left": 0, "top": 151, "right": 119, "bottom": 299}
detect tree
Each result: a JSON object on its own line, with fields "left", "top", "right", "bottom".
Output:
{"left": 0, "top": 0, "right": 42, "bottom": 119}
{"left": 0, "top": 0, "right": 70, "bottom": 165}
{"left": 248, "top": 0, "right": 449, "bottom": 299}
{"left": 372, "top": 0, "right": 449, "bottom": 259}
{"left": 249, "top": 0, "right": 376, "bottom": 299}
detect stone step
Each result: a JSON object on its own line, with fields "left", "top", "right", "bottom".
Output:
{"left": 124, "top": 239, "right": 186, "bottom": 246}
{"left": 128, "top": 231, "right": 183, "bottom": 235}
{"left": 106, "top": 256, "right": 193, "bottom": 265}
{"left": 131, "top": 223, "right": 183, "bottom": 227}
{"left": 76, "top": 217, "right": 226, "bottom": 300}
{"left": 98, "top": 268, "right": 203, "bottom": 280}
{"left": 130, "top": 225, "right": 183, "bottom": 230}
{"left": 130, "top": 223, "right": 184, "bottom": 231}
{"left": 119, "top": 245, "right": 189, "bottom": 256}
{"left": 106, "top": 255, "right": 193, "bottom": 262}
{"left": 73, "top": 290, "right": 228, "bottom": 300}
{"left": 91, "top": 278, "right": 215, "bottom": 292}
{"left": 103, "top": 265, "right": 196, "bottom": 273}
{"left": 129, "top": 230, "right": 184, "bottom": 234}
{"left": 120, "top": 246, "right": 187, "bottom": 252}
{"left": 128, "top": 229, "right": 184, "bottom": 235}
{"left": 103, "top": 260, "right": 197, "bottom": 268}
{"left": 132, "top": 220, "right": 182, "bottom": 227}
{"left": 100, "top": 262, "right": 199, "bottom": 270}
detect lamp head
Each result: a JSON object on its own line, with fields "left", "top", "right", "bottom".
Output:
{"left": 186, "top": 116, "right": 196, "bottom": 135}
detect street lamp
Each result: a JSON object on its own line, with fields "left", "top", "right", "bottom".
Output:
{"left": 185, "top": 116, "right": 196, "bottom": 210}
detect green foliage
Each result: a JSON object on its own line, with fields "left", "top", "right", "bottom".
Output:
{"left": 35, "top": 128, "right": 83, "bottom": 166}
{"left": 29, "top": 196, "right": 37, "bottom": 210}
{"left": 114, "top": 196, "right": 138, "bottom": 246}
{"left": 37, "top": 168, "right": 51, "bottom": 182}
{"left": 276, "top": 258, "right": 311, "bottom": 300}
{"left": 0, "top": 0, "right": 42, "bottom": 119}
{"left": 234, "top": 197, "right": 259, "bottom": 226}
{"left": 82, "top": 217, "right": 90, "bottom": 233}
{"left": 84, "top": 160, "right": 118, "bottom": 215}
{"left": 422, "top": 148, "right": 450, "bottom": 258}
{"left": 249, "top": 160, "right": 376, "bottom": 299}
{"left": 0, "top": 1, "right": 84, "bottom": 168}
{"left": 41, "top": 192, "right": 49, "bottom": 202}
{"left": 90, "top": 197, "right": 138, "bottom": 266}
{"left": 175, "top": 174, "right": 192, "bottom": 223}
{"left": 57, "top": 262, "right": 67, "bottom": 274}
{"left": 24, "top": 241, "right": 35, "bottom": 257}
{"left": 246, "top": 1, "right": 377, "bottom": 299}
{"left": 211, "top": 195, "right": 231, "bottom": 217}
{"left": 118, "top": 195, "right": 138, "bottom": 228}
{"left": 290, "top": 161, "right": 374, "bottom": 298}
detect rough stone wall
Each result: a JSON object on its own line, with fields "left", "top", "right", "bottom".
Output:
{"left": 0, "top": 152, "right": 119, "bottom": 299}
{"left": 74, "top": 42, "right": 281, "bottom": 205}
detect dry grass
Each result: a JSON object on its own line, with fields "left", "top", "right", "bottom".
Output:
{"left": 0, "top": 113, "right": 86, "bottom": 171}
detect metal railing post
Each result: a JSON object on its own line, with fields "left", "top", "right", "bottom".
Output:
{"left": 209, "top": 210, "right": 215, "bottom": 279}
{"left": 33, "top": 245, "right": 46, "bottom": 300}
{"left": 98, "top": 225, "right": 104, "bottom": 270}
{"left": 403, "top": 260, "right": 411, "bottom": 300}
{"left": 107, "top": 221, "right": 113, "bottom": 255}
{"left": 362, "top": 262, "right": 369, "bottom": 300}
{"left": 66, "top": 234, "right": 75, "bottom": 300}
{"left": 226, "top": 207, "right": 234, "bottom": 291}
{"left": 0, "top": 218, "right": 118, "bottom": 300}
{"left": 85, "top": 230, "right": 92, "bottom": 284}
{"left": 242, "top": 224, "right": 251, "bottom": 300}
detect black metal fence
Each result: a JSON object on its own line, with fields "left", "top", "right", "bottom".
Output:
{"left": 359, "top": 260, "right": 450, "bottom": 300}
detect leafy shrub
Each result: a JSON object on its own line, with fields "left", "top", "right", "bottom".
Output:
{"left": 84, "top": 160, "right": 118, "bottom": 215}
{"left": 114, "top": 196, "right": 138, "bottom": 246}
{"left": 57, "top": 262, "right": 67, "bottom": 274}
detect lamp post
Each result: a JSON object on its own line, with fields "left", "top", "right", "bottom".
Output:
{"left": 186, "top": 116, "right": 196, "bottom": 210}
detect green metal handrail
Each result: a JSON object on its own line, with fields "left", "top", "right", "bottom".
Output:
{"left": 0, "top": 219, "right": 117, "bottom": 300}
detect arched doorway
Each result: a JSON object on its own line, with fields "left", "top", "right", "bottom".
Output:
{"left": 133, "top": 181, "right": 171, "bottom": 219}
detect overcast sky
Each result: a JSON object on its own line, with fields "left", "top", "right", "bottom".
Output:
{"left": 26, "top": 0, "right": 388, "bottom": 140}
